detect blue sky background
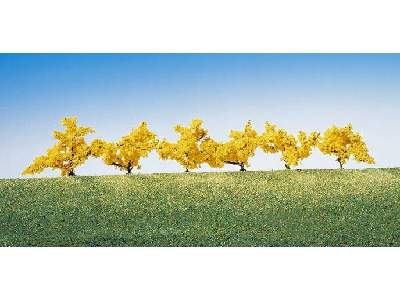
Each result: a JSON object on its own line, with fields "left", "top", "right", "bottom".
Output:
{"left": 0, "top": 54, "right": 399, "bottom": 178}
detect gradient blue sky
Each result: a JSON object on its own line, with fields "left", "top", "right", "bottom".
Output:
{"left": 0, "top": 54, "right": 399, "bottom": 178}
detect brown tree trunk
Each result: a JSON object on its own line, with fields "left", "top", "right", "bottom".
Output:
{"left": 68, "top": 170, "right": 75, "bottom": 176}
{"left": 285, "top": 164, "right": 291, "bottom": 170}
{"left": 185, "top": 168, "right": 189, "bottom": 173}
{"left": 337, "top": 159, "right": 343, "bottom": 169}
{"left": 126, "top": 163, "right": 133, "bottom": 175}
{"left": 225, "top": 161, "right": 246, "bottom": 172}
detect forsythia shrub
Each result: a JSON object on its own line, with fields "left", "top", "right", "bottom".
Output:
{"left": 318, "top": 123, "right": 375, "bottom": 168}
{"left": 216, "top": 121, "right": 259, "bottom": 171}
{"left": 22, "top": 117, "right": 94, "bottom": 176}
{"left": 91, "top": 122, "right": 158, "bottom": 174}
{"left": 259, "top": 122, "right": 320, "bottom": 169}
{"left": 23, "top": 116, "right": 376, "bottom": 176}
{"left": 200, "top": 137, "right": 225, "bottom": 169}
{"left": 157, "top": 119, "right": 208, "bottom": 172}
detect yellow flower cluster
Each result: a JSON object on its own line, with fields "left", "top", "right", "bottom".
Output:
{"left": 158, "top": 120, "right": 259, "bottom": 172}
{"left": 157, "top": 119, "right": 207, "bottom": 172}
{"left": 22, "top": 117, "right": 375, "bottom": 176}
{"left": 214, "top": 121, "right": 259, "bottom": 171}
{"left": 22, "top": 117, "right": 94, "bottom": 176}
{"left": 318, "top": 123, "right": 375, "bottom": 168}
{"left": 91, "top": 122, "right": 158, "bottom": 174}
{"left": 259, "top": 122, "right": 320, "bottom": 169}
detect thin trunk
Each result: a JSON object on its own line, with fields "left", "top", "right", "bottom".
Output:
{"left": 225, "top": 161, "right": 246, "bottom": 172}
{"left": 69, "top": 145, "right": 75, "bottom": 176}
{"left": 126, "top": 163, "right": 132, "bottom": 175}
{"left": 184, "top": 153, "right": 190, "bottom": 173}
{"left": 285, "top": 163, "right": 291, "bottom": 170}
{"left": 338, "top": 159, "right": 343, "bottom": 169}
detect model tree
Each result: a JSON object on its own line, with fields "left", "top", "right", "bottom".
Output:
{"left": 91, "top": 122, "right": 158, "bottom": 174}
{"left": 216, "top": 121, "right": 259, "bottom": 171}
{"left": 22, "top": 117, "right": 94, "bottom": 176}
{"left": 259, "top": 122, "right": 319, "bottom": 169}
{"left": 157, "top": 119, "right": 208, "bottom": 172}
{"left": 318, "top": 123, "right": 375, "bottom": 168}
{"left": 199, "top": 137, "right": 224, "bottom": 169}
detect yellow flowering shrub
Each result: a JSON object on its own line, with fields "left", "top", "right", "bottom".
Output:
{"left": 91, "top": 122, "right": 158, "bottom": 174}
{"left": 216, "top": 121, "right": 259, "bottom": 171}
{"left": 22, "top": 117, "right": 377, "bottom": 176}
{"left": 157, "top": 119, "right": 208, "bottom": 172}
{"left": 259, "top": 122, "right": 319, "bottom": 169}
{"left": 318, "top": 123, "right": 375, "bottom": 168}
{"left": 199, "top": 137, "right": 224, "bottom": 169}
{"left": 22, "top": 117, "right": 94, "bottom": 176}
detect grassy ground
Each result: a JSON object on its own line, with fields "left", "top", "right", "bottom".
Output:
{"left": 0, "top": 168, "right": 399, "bottom": 246}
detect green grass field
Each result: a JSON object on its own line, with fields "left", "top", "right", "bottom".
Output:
{"left": 0, "top": 168, "right": 399, "bottom": 246}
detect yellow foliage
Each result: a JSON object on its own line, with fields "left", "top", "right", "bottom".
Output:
{"left": 318, "top": 123, "right": 375, "bottom": 168}
{"left": 216, "top": 121, "right": 259, "bottom": 171}
{"left": 22, "top": 117, "right": 377, "bottom": 176}
{"left": 91, "top": 122, "right": 158, "bottom": 174}
{"left": 200, "top": 137, "right": 224, "bottom": 168}
{"left": 22, "top": 117, "right": 94, "bottom": 176}
{"left": 259, "top": 122, "right": 319, "bottom": 169}
{"left": 157, "top": 119, "right": 207, "bottom": 172}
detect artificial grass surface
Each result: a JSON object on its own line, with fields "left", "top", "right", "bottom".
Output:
{"left": 1, "top": 168, "right": 399, "bottom": 246}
